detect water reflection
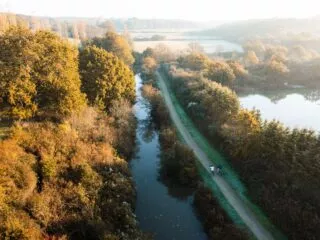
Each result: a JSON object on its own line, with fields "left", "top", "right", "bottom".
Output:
{"left": 239, "top": 89, "right": 320, "bottom": 104}
{"left": 130, "top": 75, "right": 207, "bottom": 240}
{"left": 240, "top": 89, "right": 320, "bottom": 131}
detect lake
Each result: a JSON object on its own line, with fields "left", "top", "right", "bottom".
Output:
{"left": 239, "top": 91, "right": 320, "bottom": 132}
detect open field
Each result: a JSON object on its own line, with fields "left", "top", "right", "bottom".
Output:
{"left": 134, "top": 39, "right": 243, "bottom": 53}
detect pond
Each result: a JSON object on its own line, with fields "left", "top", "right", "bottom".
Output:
{"left": 130, "top": 75, "right": 207, "bottom": 240}
{"left": 239, "top": 90, "right": 320, "bottom": 132}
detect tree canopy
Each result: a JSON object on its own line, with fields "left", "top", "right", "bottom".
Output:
{"left": 79, "top": 45, "right": 135, "bottom": 111}
{"left": 90, "top": 31, "right": 134, "bottom": 66}
{"left": 204, "top": 60, "right": 236, "bottom": 85}
{"left": 0, "top": 27, "right": 85, "bottom": 120}
{"left": 177, "top": 53, "right": 209, "bottom": 71}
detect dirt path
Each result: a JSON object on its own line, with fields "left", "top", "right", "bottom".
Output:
{"left": 157, "top": 71, "right": 275, "bottom": 240}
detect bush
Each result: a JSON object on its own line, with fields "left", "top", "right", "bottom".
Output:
{"left": 0, "top": 107, "right": 148, "bottom": 239}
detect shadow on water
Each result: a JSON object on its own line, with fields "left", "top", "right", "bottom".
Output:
{"left": 130, "top": 75, "right": 207, "bottom": 240}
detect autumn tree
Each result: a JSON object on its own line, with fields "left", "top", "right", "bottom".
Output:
{"left": 222, "top": 109, "right": 262, "bottom": 159}
{"left": 153, "top": 43, "right": 175, "bottom": 63}
{"left": 265, "top": 55, "right": 289, "bottom": 85}
{"left": 204, "top": 60, "right": 236, "bottom": 85}
{"left": 264, "top": 44, "right": 288, "bottom": 62}
{"left": 79, "top": 45, "right": 135, "bottom": 111}
{"left": 244, "top": 50, "right": 259, "bottom": 66}
{"left": 288, "top": 45, "right": 317, "bottom": 62}
{"left": 141, "top": 57, "right": 157, "bottom": 78}
{"left": 177, "top": 53, "right": 209, "bottom": 71}
{"left": 243, "top": 40, "right": 266, "bottom": 59}
{"left": 227, "top": 60, "right": 248, "bottom": 80}
{"left": 0, "top": 27, "right": 86, "bottom": 120}
{"left": 90, "top": 31, "right": 134, "bottom": 65}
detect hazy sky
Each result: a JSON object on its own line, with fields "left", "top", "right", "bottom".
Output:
{"left": 0, "top": 0, "right": 318, "bottom": 21}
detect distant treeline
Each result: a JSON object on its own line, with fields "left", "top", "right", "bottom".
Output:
{"left": 0, "top": 13, "right": 203, "bottom": 40}
{"left": 194, "top": 17, "right": 320, "bottom": 42}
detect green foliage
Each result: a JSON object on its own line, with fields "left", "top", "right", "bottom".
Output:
{"left": 0, "top": 27, "right": 85, "bottom": 120}
{"left": 165, "top": 63, "right": 320, "bottom": 240}
{"left": 168, "top": 68, "right": 240, "bottom": 129}
{"left": 194, "top": 187, "right": 249, "bottom": 240}
{"left": 90, "top": 31, "right": 134, "bottom": 66}
{"left": 79, "top": 45, "right": 135, "bottom": 111}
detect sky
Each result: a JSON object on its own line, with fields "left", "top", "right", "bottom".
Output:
{"left": 0, "top": 0, "right": 319, "bottom": 21}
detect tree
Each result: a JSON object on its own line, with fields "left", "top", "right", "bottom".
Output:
{"left": 33, "top": 30, "right": 86, "bottom": 117}
{"left": 90, "top": 31, "right": 134, "bottom": 66}
{"left": 264, "top": 44, "right": 288, "bottom": 62}
{"left": 222, "top": 109, "right": 261, "bottom": 159}
{"left": 153, "top": 43, "right": 175, "bottom": 63}
{"left": 141, "top": 57, "right": 157, "bottom": 78}
{"left": 0, "top": 27, "right": 86, "bottom": 120}
{"left": 288, "top": 45, "right": 315, "bottom": 62}
{"left": 177, "top": 53, "right": 209, "bottom": 71}
{"left": 243, "top": 40, "right": 266, "bottom": 58}
{"left": 79, "top": 45, "right": 135, "bottom": 111}
{"left": 142, "top": 47, "right": 156, "bottom": 58}
{"left": 244, "top": 50, "right": 259, "bottom": 66}
{"left": 227, "top": 60, "right": 248, "bottom": 80}
{"left": 204, "top": 60, "right": 236, "bottom": 85}
{"left": 265, "top": 55, "right": 289, "bottom": 85}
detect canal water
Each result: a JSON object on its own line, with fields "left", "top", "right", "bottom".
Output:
{"left": 130, "top": 75, "right": 207, "bottom": 240}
